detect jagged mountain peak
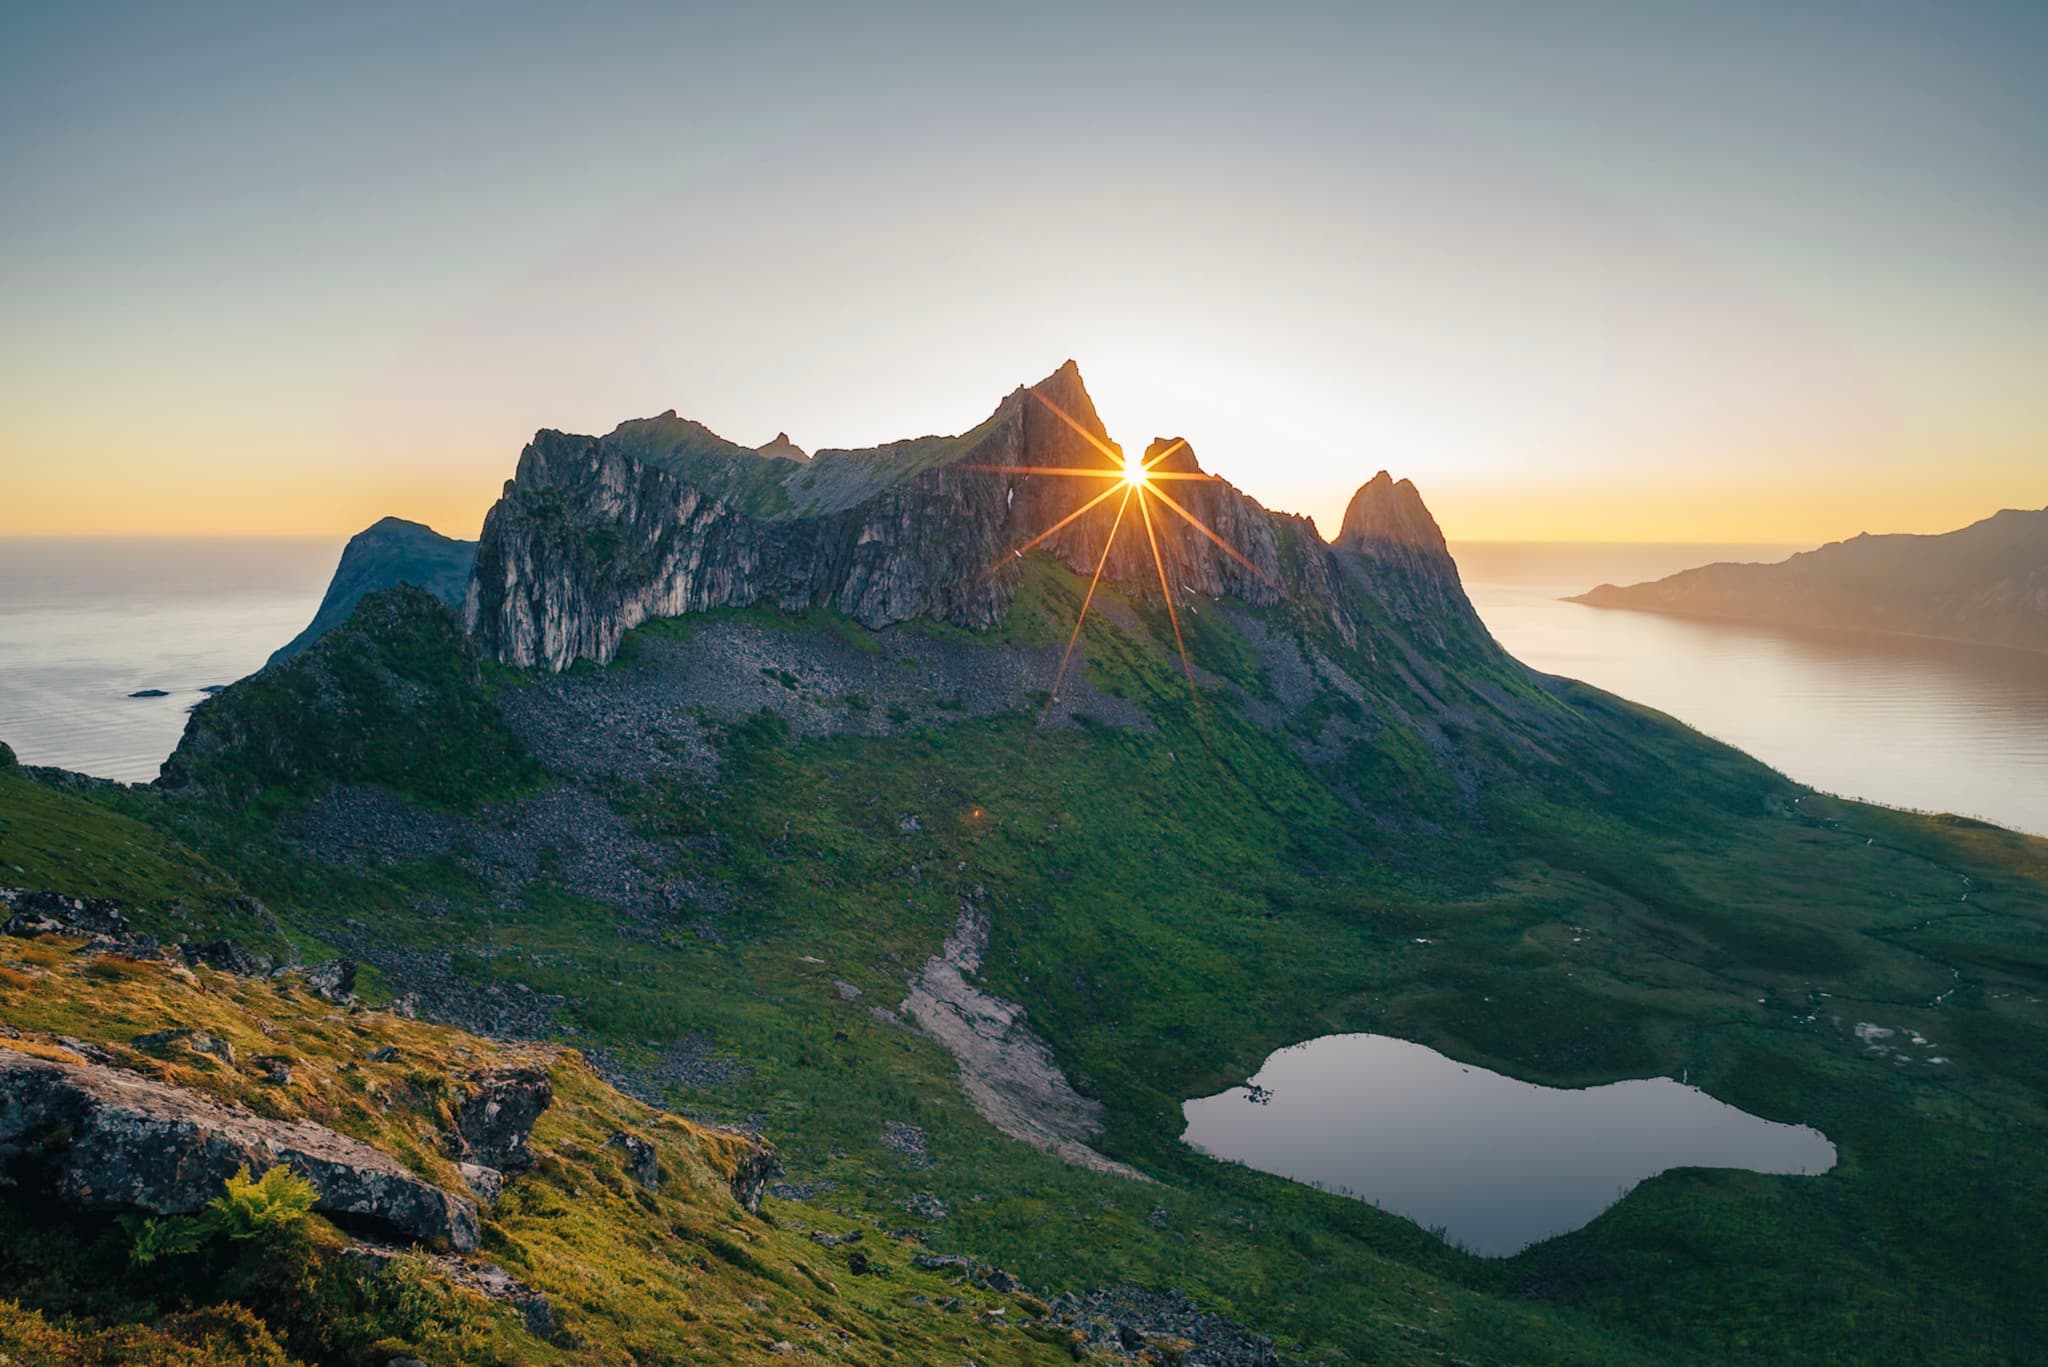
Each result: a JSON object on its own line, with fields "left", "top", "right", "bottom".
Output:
{"left": 756, "top": 431, "right": 808, "bottom": 462}
{"left": 1337, "top": 470, "right": 1448, "bottom": 555}
{"left": 467, "top": 361, "right": 1382, "bottom": 669}
{"left": 1144, "top": 436, "right": 1205, "bottom": 475}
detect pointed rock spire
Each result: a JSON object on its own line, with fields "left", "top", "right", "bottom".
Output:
{"left": 756, "top": 432, "right": 808, "bottom": 462}
{"left": 1337, "top": 471, "right": 1448, "bottom": 555}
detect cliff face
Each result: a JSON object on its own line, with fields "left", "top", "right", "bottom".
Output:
{"left": 1333, "top": 470, "right": 1484, "bottom": 645}
{"left": 1570, "top": 505, "right": 2048, "bottom": 652}
{"left": 467, "top": 362, "right": 1357, "bottom": 670}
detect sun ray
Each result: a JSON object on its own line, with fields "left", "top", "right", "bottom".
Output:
{"left": 1004, "top": 479, "right": 1128, "bottom": 561}
{"left": 1143, "top": 483, "right": 1281, "bottom": 589}
{"left": 1029, "top": 389, "right": 1124, "bottom": 466}
{"left": 1143, "top": 439, "right": 1186, "bottom": 470}
{"left": 965, "top": 392, "right": 1281, "bottom": 707}
{"left": 959, "top": 464, "right": 1118, "bottom": 477}
{"left": 1048, "top": 484, "right": 1135, "bottom": 707}
{"left": 1137, "top": 486, "right": 1196, "bottom": 695}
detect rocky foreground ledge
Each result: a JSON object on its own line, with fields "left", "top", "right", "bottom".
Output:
{"left": 0, "top": 1047, "right": 482, "bottom": 1250}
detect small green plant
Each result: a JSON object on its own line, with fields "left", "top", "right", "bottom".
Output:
{"left": 123, "top": 1164, "right": 318, "bottom": 1265}
{"left": 212, "top": 1164, "right": 319, "bottom": 1240}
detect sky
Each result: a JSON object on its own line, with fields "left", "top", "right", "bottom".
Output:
{"left": 2, "top": 1, "right": 2043, "bottom": 544}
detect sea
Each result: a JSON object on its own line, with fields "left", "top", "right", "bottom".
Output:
{"left": 0, "top": 536, "right": 2042, "bottom": 837}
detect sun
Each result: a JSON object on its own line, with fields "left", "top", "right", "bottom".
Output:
{"left": 967, "top": 389, "right": 1278, "bottom": 711}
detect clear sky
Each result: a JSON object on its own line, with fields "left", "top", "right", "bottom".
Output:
{"left": 3, "top": 1, "right": 2042, "bottom": 543}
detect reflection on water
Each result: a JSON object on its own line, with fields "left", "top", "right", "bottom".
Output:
{"left": 1455, "top": 542, "right": 2048, "bottom": 838}
{"left": 1182, "top": 1033, "right": 1835, "bottom": 1256}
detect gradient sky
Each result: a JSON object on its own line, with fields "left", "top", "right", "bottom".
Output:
{"left": 3, "top": 1, "right": 2043, "bottom": 543}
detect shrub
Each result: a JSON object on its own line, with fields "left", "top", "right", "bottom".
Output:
{"left": 123, "top": 1164, "right": 317, "bottom": 1266}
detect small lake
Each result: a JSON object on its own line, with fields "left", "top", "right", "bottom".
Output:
{"left": 1182, "top": 1033, "right": 1835, "bottom": 1257}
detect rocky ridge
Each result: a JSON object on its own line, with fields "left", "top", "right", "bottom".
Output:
{"left": 466, "top": 362, "right": 1362, "bottom": 670}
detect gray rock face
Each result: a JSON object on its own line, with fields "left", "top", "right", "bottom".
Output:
{"left": 606, "top": 1130, "right": 659, "bottom": 1188}
{"left": 452, "top": 1066, "right": 552, "bottom": 1173}
{"left": 0, "top": 1050, "right": 478, "bottom": 1251}
{"left": 1334, "top": 469, "right": 1483, "bottom": 639}
{"left": 727, "top": 1139, "right": 782, "bottom": 1214}
{"left": 467, "top": 362, "right": 1355, "bottom": 671}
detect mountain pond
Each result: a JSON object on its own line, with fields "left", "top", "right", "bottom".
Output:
{"left": 1181, "top": 1033, "right": 1836, "bottom": 1256}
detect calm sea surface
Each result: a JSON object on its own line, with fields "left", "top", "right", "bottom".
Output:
{"left": 1452, "top": 542, "right": 2048, "bottom": 838}
{"left": 0, "top": 538, "right": 340, "bottom": 782}
{"left": 0, "top": 538, "right": 2042, "bottom": 834}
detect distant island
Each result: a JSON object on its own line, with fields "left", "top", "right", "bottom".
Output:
{"left": 1569, "top": 505, "right": 2048, "bottom": 652}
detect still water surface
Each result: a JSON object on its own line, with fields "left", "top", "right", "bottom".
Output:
{"left": 0, "top": 538, "right": 2042, "bottom": 836}
{"left": 1182, "top": 1033, "right": 1836, "bottom": 1256}
{"left": 1455, "top": 542, "right": 2048, "bottom": 838}
{"left": 0, "top": 538, "right": 340, "bottom": 782}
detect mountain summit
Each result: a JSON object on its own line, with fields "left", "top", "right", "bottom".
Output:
{"left": 466, "top": 363, "right": 1385, "bottom": 671}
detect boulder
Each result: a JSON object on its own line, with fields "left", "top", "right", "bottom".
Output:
{"left": 133, "top": 1027, "right": 236, "bottom": 1067}
{"left": 0, "top": 1049, "right": 478, "bottom": 1251}
{"left": 307, "top": 958, "right": 359, "bottom": 1003}
{"left": 606, "top": 1130, "right": 659, "bottom": 1188}
{"left": 727, "top": 1140, "right": 782, "bottom": 1214}
{"left": 453, "top": 1066, "right": 551, "bottom": 1172}
{"left": 456, "top": 1161, "right": 503, "bottom": 1206}
{"left": 181, "top": 939, "right": 266, "bottom": 975}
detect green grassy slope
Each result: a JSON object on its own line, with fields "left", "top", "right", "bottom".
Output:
{"left": 4, "top": 555, "right": 2045, "bottom": 1364}
{"left": 0, "top": 934, "right": 1077, "bottom": 1366}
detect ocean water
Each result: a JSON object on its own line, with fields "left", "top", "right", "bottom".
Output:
{"left": 1453, "top": 542, "right": 2048, "bottom": 838}
{"left": 0, "top": 538, "right": 340, "bottom": 783}
{"left": 0, "top": 537, "right": 2043, "bottom": 837}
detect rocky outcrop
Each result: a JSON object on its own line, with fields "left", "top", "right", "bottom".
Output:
{"left": 3, "top": 888, "right": 148, "bottom": 952}
{"left": 1334, "top": 470, "right": 1484, "bottom": 642}
{"left": 725, "top": 1140, "right": 782, "bottom": 1215}
{"left": 606, "top": 1130, "right": 659, "bottom": 1188}
{"left": 269, "top": 517, "right": 478, "bottom": 668}
{"left": 467, "top": 362, "right": 1355, "bottom": 670}
{"left": 3, "top": 887, "right": 279, "bottom": 975}
{"left": 1570, "top": 505, "right": 2048, "bottom": 652}
{"left": 0, "top": 1049, "right": 479, "bottom": 1251}
{"left": 755, "top": 432, "right": 808, "bottom": 462}
{"left": 452, "top": 1066, "right": 551, "bottom": 1173}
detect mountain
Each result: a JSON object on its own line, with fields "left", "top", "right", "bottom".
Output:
{"left": 4, "top": 363, "right": 2047, "bottom": 1365}
{"left": 268, "top": 517, "right": 477, "bottom": 668}
{"left": 466, "top": 362, "right": 1344, "bottom": 670}
{"left": 1568, "top": 505, "right": 2048, "bottom": 651}
{"left": 755, "top": 431, "right": 808, "bottom": 462}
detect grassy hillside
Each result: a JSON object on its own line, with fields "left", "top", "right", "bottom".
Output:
{"left": 0, "top": 930, "right": 1091, "bottom": 1366}
{"left": 4, "top": 552, "right": 2046, "bottom": 1364}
